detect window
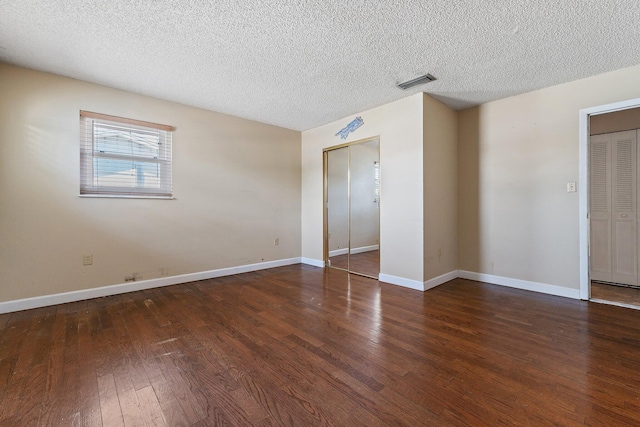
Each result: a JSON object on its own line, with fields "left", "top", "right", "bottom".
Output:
{"left": 80, "top": 111, "right": 174, "bottom": 198}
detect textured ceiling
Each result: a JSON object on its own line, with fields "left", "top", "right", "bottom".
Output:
{"left": 1, "top": 1, "right": 640, "bottom": 131}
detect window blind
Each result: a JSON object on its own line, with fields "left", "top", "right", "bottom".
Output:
{"left": 80, "top": 111, "right": 174, "bottom": 198}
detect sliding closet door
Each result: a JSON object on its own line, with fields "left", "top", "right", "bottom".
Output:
{"left": 324, "top": 137, "right": 380, "bottom": 278}
{"left": 326, "top": 147, "right": 350, "bottom": 271}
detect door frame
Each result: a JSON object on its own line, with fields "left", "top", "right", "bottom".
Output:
{"left": 579, "top": 97, "right": 640, "bottom": 299}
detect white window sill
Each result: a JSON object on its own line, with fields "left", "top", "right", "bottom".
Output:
{"left": 78, "top": 194, "right": 175, "bottom": 200}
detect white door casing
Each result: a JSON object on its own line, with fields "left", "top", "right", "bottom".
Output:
{"left": 579, "top": 98, "right": 640, "bottom": 300}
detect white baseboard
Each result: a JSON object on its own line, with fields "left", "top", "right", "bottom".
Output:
{"left": 378, "top": 273, "right": 424, "bottom": 291}
{"left": 0, "top": 262, "right": 583, "bottom": 314}
{"left": 350, "top": 244, "right": 379, "bottom": 255}
{"left": 301, "top": 257, "right": 325, "bottom": 268}
{"left": 380, "top": 270, "right": 457, "bottom": 292}
{"left": 328, "top": 245, "right": 379, "bottom": 257}
{"left": 458, "top": 270, "right": 580, "bottom": 299}
{"left": 0, "top": 257, "right": 302, "bottom": 314}
{"left": 424, "top": 270, "right": 458, "bottom": 291}
{"left": 328, "top": 248, "right": 349, "bottom": 257}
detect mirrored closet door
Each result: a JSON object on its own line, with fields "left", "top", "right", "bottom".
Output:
{"left": 324, "top": 137, "right": 380, "bottom": 279}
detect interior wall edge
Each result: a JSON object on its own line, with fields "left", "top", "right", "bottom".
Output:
{"left": 0, "top": 257, "right": 302, "bottom": 314}
{"left": 424, "top": 270, "right": 459, "bottom": 291}
{"left": 378, "top": 273, "right": 425, "bottom": 291}
{"left": 301, "top": 258, "right": 325, "bottom": 268}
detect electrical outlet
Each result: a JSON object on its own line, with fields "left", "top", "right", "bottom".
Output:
{"left": 567, "top": 181, "right": 577, "bottom": 193}
{"left": 437, "top": 247, "right": 442, "bottom": 257}
{"left": 82, "top": 254, "right": 93, "bottom": 266}
{"left": 160, "top": 268, "right": 169, "bottom": 277}
{"left": 274, "top": 238, "right": 279, "bottom": 246}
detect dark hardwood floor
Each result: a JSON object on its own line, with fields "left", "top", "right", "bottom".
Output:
{"left": 2, "top": 265, "right": 640, "bottom": 426}
{"left": 591, "top": 281, "right": 640, "bottom": 308}
{"left": 328, "top": 250, "right": 379, "bottom": 278}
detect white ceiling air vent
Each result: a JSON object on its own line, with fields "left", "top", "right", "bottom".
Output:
{"left": 397, "top": 74, "right": 437, "bottom": 90}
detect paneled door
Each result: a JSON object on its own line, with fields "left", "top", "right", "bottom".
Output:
{"left": 589, "top": 133, "right": 612, "bottom": 282}
{"left": 589, "top": 130, "right": 637, "bottom": 286}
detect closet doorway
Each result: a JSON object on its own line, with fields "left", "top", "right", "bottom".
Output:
{"left": 324, "top": 137, "right": 380, "bottom": 279}
{"left": 589, "top": 108, "right": 640, "bottom": 308}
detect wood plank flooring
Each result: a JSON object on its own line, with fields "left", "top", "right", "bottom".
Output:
{"left": 591, "top": 281, "right": 640, "bottom": 308}
{"left": 2, "top": 265, "right": 640, "bottom": 426}
{"left": 328, "top": 250, "right": 379, "bottom": 278}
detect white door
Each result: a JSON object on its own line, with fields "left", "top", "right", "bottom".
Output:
{"left": 589, "top": 130, "right": 638, "bottom": 286}
{"left": 611, "top": 130, "right": 637, "bottom": 285}
{"left": 589, "top": 133, "right": 612, "bottom": 282}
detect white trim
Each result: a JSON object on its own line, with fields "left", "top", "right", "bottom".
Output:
{"left": 328, "top": 244, "right": 379, "bottom": 257}
{"left": 579, "top": 109, "right": 590, "bottom": 300}
{"left": 0, "top": 257, "right": 301, "bottom": 314}
{"left": 328, "top": 248, "right": 349, "bottom": 257}
{"left": 579, "top": 97, "right": 640, "bottom": 300}
{"left": 78, "top": 194, "right": 175, "bottom": 200}
{"left": 424, "top": 270, "right": 458, "bottom": 291}
{"left": 590, "top": 298, "right": 640, "bottom": 311}
{"left": 378, "top": 273, "right": 424, "bottom": 291}
{"left": 301, "top": 257, "right": 325, "bottom": 268}
{"left": 458, "top": 271, "right": 580, "bottom": 299}
{"left": 0, "top": 260, "right": 589, "bottom": 314}
{"left": 350, "top": 244, "right": 379, "bottom": 255}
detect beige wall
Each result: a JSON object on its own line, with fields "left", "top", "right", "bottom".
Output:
{"left": 458, "top": 63, "right": 640, "bottom": 290}
{"left": 590, "top": 107, "right": 640, "bottom": 135}
{"left": 423, "top": 94, "right": 458, "bottom": 282}
{"left": 0, "top": 63, "right": 301, "bottom": 303}
{"left": 302, "top": 94, "right": 424, "bottom": 282}
{"left": 8, "top": 58, "right": 640, "bottom": 304}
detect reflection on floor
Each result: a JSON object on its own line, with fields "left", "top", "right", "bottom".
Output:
{"left": 328, "top": 250, "right": 379, "bottom": 278}
{"left": 591, "top": 281, "right": 640, "bottom": 309}
{"left": 6, "top": 267, "right": 640, "bottom": 424}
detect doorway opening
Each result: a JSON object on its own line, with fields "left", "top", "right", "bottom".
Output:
{"left": 323, "top": 136, "right": 380, "bottom": 279}
{"left": 580, "top": 98, "right": 640, "bottom": 309}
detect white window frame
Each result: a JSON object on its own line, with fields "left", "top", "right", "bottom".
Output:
{"left": 80, "top": 111, "right": 174, "bottom": 198}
